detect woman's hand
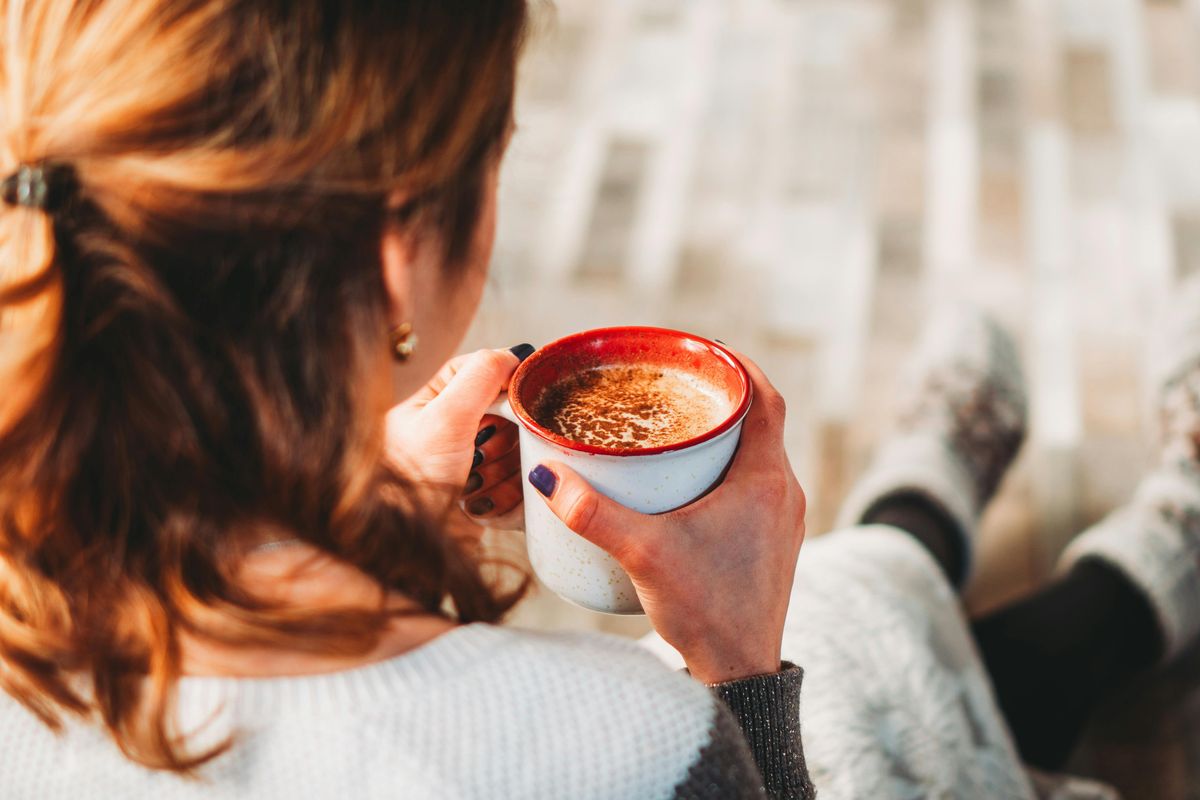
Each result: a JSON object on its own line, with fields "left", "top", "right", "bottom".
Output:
{"left": 528, "top": 352, "right": 805, "bottom": 683}
{"left": 386, "top": 347, "right": 527, "bottom": 522}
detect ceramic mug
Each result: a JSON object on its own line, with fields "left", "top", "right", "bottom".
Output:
{"left": 487, "top": 326, "right": 753, "bottom": 614}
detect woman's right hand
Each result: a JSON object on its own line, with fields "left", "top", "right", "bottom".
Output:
{"left": 528, "top": 353, "right": 806, "bottom": 684}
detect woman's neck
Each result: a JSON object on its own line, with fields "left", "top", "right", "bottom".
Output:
{"left": 179, "top": 541, "right": 457, "bottom": 678}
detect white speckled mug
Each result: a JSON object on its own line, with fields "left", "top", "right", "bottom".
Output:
{"left": 488, "top": 326, "right": 752, "bottom": 614}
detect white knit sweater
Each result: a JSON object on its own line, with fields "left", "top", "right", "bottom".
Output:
{"left": 2, "top": 525, "right": 1122, "bottom": 800}
{"left": 0, "top": 624, "right": 808, "bottom": 799}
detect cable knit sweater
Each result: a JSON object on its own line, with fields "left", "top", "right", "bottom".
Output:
{"left": 0, "top": 624, "right": 813, "bottom": 799}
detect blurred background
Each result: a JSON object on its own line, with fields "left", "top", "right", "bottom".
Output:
{"left": 462, "top": 1, "right": 1200, "bottom": 794}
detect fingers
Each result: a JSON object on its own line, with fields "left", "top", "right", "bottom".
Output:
{"left": 472, "top": 418, "right": 518, "bottom": 464}
{"left": 462, "top": 439, "right": 521, "bottom": 519}
{"left": 526, "top": 461, "right": 661, "bottom": 567}
{"left": 463, "top": 472, "right": 523, "bottom": 519}
{"left": 464, "top": 447, "right": 520, "bottom": 497}
{"left": 464, "top": 420, "right": 518, "bottom": 494}
{"left": 423, "top": 348, "right": 520, "bottom": 427}
{"left": 717, "top": 349, "right": 790, "bottom": 484}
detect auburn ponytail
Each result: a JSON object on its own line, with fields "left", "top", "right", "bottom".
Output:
{"left": 0, "top": 0, "right": 527, "bottom": 772}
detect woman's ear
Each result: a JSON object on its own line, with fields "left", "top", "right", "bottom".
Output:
{"left": 379, "top": 220, "right": 417, "bottom": 325}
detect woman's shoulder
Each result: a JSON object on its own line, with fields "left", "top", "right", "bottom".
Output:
{"left": 189, "top": 622, "right": 720, "bottom": 748}
{"left": 196, "top": 623, "right": 727, "bottom": 799}
{"left": 443, "top": 622, "right": 713, "bottom": 716}
{"left": 476, "top": 623, "right": 676, "bottom": 673}
{"left": 403, "top": 624, "right": 724, "bottom": 797}
{"left": 0, "top": 625, "right": 731, "bottom": 799}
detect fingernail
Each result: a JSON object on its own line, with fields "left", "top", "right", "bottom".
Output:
{"left": 466, "top": 496, "right": 494, "bottom": 516}
{"left": 472, "top": 449, "right": 484, "bottom": 468}
{"left": 509, "top": 343, "right": 536, "bottom": 362}
{"left": 474, "top": 425, "right": 496, "bottom": 447}
{"left": 464, "top": 471, "right": 483, "bottom": 494}
{"left": 528, "top": 465, "right": 557, "bottom": 498}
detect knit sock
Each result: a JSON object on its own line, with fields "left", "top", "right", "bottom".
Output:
{"left": 837, "top": 308, "right": 1027, "bottom": 588}
{"left": 971, "top": 560, "right": 1164, "bottom": 770}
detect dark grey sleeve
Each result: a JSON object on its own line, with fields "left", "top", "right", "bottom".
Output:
{"left": 671, "top": 663, "right": 816, "bottom": 800}
{"left": 670, "top": 700, "right": 768, "bottom": 799}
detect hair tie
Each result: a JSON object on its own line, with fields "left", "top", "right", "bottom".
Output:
{"left": 1, "top": 162, "right": 76, "bottom": 212}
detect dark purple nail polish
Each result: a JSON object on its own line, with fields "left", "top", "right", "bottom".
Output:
{"left": 464, "top": 471, "right": 483, "bottom": 494}
{"left": 509, "top": 343, "right": 536, "bottom": 362}
{"left": 466, "top": 496, "right": 494, "bottom": 516}
{"left": 474, "top": 425, "right": 496, "bottom": 447}
{"left": 472, "top": 449, "right": 484, "bottom": 468}
{"left": 528, "top": 465, "right": 557, "bottom": 498}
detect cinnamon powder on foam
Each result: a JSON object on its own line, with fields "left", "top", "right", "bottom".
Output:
{"left": 531, "top": 365, "right": 728, "bottom": 450}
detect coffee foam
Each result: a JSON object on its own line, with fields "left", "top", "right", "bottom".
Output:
{"left": 531, "top": 364, "right": 731, "bottom": 450}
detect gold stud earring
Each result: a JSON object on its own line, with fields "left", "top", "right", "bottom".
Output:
{"left": 389, "top": 322, "right": 418, "bottom": 362}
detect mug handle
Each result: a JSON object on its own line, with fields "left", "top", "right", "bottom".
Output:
{"left": 485, "top": 395, "right": 519, "bottom": 424}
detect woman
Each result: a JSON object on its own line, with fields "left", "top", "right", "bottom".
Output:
{"left": 0, "top": 2, "right": 810, "bottom": 798}
{"left": 3, "top": 2, "right": 1199, "bottom": 799}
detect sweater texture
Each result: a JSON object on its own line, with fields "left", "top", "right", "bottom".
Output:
{"left": 0, "top": 624, "right": 810, "bottom": 799}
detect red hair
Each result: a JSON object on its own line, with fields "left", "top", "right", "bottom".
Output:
{"left": 0, "top": 0, "right": 528, "bottom": 771}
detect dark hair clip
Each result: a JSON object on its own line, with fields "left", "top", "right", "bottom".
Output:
{"left": 1, "top": 162, "right": 76, "bottom": 212}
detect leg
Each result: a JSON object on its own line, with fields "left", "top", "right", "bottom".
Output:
{"left": 869, "top": 498, "right": 1167, "bottom": 769}
{"left": 644, "top": 523, "right": 1041, "bottom": 799}
{"left": 846, "top": 281, "right": 1200, "bottom": 772}
{"left": 977, "top": 275, "right": 1200, "bottom": 769}
{"left": 841, "top": 308, "right": 1027, "bottom": 589}
{"left": 861, "top": 492, "right": 966, "bottom": 586}
{"left": 970, "top": 559, "right": 1164, "bottom": 770}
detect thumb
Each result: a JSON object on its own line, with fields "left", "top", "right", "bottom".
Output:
{"left": 424, "top": 348, "right": 520, "bottom": 428}
{"left": 527, "top": 461, "right": 660, "bottom": 566}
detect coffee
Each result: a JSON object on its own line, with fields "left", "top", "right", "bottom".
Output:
{"left": 531, "top": 364, "right": 730, "bottom": 450}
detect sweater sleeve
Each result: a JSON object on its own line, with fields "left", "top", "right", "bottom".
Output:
{"left": 670, "top": 663, "right": 816, "bottom": 800}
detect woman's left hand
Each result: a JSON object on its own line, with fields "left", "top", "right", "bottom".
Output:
{"left": 386, "top": 348, "right": 525, "bottom": 522}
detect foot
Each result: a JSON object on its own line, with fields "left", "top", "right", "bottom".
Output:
{"left": 836, "top": 308, "right": 1028, "bottom": 582}
{"left": 1060, "top": 277, "right": 1200, "bottom": 662}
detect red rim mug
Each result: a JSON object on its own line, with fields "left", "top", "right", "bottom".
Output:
{"left": 488, "top": 326, "right": 753, "bottom": 614}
